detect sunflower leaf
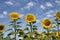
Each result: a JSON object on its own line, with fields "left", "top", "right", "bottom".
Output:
{"left": 17, "top": 25, "right": 21, "bottom": 27}
{"left": 11, "top": 32, "right": 18, "bottom": 34}
{"left": 33, "top": 28, "right": 37, "bottom": 30}
{"left": 26, "top": 24, "right": 30, "bottom": 26}
{"left": 33, "top": 25, "right": 37, "bottom": 27}
{"left": 9, "top": 24, "right": 14, "bottom": 26}
{"left": 5, "top": 29, "right": 13, "bottom": 32}
{"left": 24, "top": 27, "right": 29, "bottom": 30}
{"left": 17, "top": 22, "right": 22, "bottom": 24}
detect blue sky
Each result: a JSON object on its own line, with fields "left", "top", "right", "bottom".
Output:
{"left": 0, "top": 0, "right": 60, "bottom": 39}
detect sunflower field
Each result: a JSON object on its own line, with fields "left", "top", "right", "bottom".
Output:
{"left": 0, "top": 12, "right": 60, "bottom": 40}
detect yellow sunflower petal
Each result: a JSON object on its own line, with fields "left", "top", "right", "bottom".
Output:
{"left": 42, "top": 18, "right": 52, "bottom": 29}
{"left": 27, "top": 34, "right": 32, "bottom": 38}
{"left": 9, "top": 12, "right": 20, "bottom": 20}
{"left": 25, "top": 14, "right": 36, "bottom": 22}
{"left": 33, "top": 30, "right": 38, "bottom": 34}
{"left": 55, "top": 32, "right": 59, "bottom": 38}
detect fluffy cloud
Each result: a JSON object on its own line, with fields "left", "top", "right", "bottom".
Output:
{"left": 5, "top": 1, "right": 14, "bottom": 5}
{"left": 46, "top": 10, "right": 54, "bottom": 14}
{"left": 27, "top": 2, "right": 34, "bottom": 7}
{"left": 55, "top": 0, "right": 60, "bottom": 4}
{"left": 46, "top": 14, "right": 52, "bottom": 17}
{"left": 19, "top": 14, "right": 24, "bottom": 18}
{"left": 40, "top": 5, "right": 45, "bottom": 9}
{"left": 24, "top": 2, "right": 36, "bottom": 9}
{"left": 46, "top": 2, "right": 53, "bottom": 7}
{"left": 36, "top": 19, "right": 40, "bottom": 24}
{"left": 3, "top": 11, "right": 7, "bottom": 15}
{"left": 45, "top": 10, "right": 54, "bottom": 17}
{"left": 0, "top": 14, "right": 4, "bottom": 18}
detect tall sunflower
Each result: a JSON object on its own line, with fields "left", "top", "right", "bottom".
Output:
{"left": 0, "top": 24, "right": 5, "bottom": 33}
{"left": 42, "top": 18, "right": 52, "bottom": 29}
{"left": 25, "top": 14, "right": 36, "bottom": 22}
{"left": 56, "top": 12, "right": 60, "bottom": 19}
{"left": 9, "top": 12, "right": 20, "bottom": 20}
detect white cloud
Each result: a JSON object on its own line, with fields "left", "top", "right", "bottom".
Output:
{"left": 3, "top": 11, "right": 7, "bottom": 15}
{"left": 46, "top": 14, "right": 52, "bottom": 17}
{"left": 40, "top": 5, "right": 45, "bottom": 9}
{"left": 36, "top": 20, "right": 40, "bottom": 24}
{"left": 24, "top": 2, "right": 35, "bottom": 9}
{"left": 55, "top": 0, "right": 60, "bottom": 4}
{"left": 5, "top": 1, "right": 13, "bottom": 5}
{"left": 46, "top": 10, "right": 54, "bottom": 14}
{"left": 0, "top": 14, "right": 4, "bottom": 18}
{"left": 20, "top": 8, "right": 24, "bottom": 11}
{"left": 27, "top": 2, "right": 34, "bottom": 7}
{"left": 46, "top": 2, "right": 53, "bottom": 7}
{"left": 19, "top": 14, "right": 24, "bottom": 18}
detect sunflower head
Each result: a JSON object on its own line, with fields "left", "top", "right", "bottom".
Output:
{"left": 25, "top": 14, "right": 36, "bottom": 23}
{"left": 42, "top": 18, "right": 52, "bottom": 29}
{"left": 9, "top": 12, "right": 20, "bottom": 20}
{"left": 39, "top": 34, "right": 44, "bottom": 40}
{"left": 18, "top": 29, "right": 24, "bottom": 34}
{"left": 0, "top": 24, "right": 5, "bottom": 33}
{"left": 27, "top": 34, "right": 32, "bottom": 38}
{"left": 56, "top": 12, "right": 60, "bottom": 19}
{"left": 33, "top": 30, "right": 38, "bottom": 34}
{"left": 55, "top": 32, "right": 59, "bottom": 38}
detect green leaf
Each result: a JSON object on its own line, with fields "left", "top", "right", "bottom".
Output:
{"left": 24, "top": 27, "right": 29, "bottom": 30}
{"left": 11, "top": 32, "right": 18, "bottom": 34}
{"left": 8, "top": 32, "right": 18, "bottom": 35}
{"left": 9, "top": 24, "right": 14, "bottom": 26}
{"left": 10, "top": 21, "right": 14, "bottom": 23}
{"left": 33, "top": 25, "right": 37, "bottom": 27}
{"left": 33, "top": 27, "right": 37, "bottom": 30}
{"left": 17, "top": 25, "right": 21, "bottom": 27}
{"left": 5, "top": 29, "right": 13, "bottom": 32}
{"left": 26, "top": 24, "right": 30, "bottom": 26}
{"left": 17, "top": 22, "right": 22, "bottom": 24}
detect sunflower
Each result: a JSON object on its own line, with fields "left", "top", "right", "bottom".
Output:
{"left": 55, "top": 32, "right": 59, "bottom": 38}
{"left": 39, "top": 34, "right": 44, "bottom": 40}
{"left": 42, "top": 18, "right": 52, "bottom": 29}
{"left": 9, "top": 12, "right": 20, "bottom": 20}
{"left": 56, "top": 12, "right": 60, "bottom": 19}
{"left": 33, "top": 30, "right": 38, "bottom": 34}
{"left": 27, "top": 34, "right": 32, "bottom": 38}
{"left": 18, "top": 29, "right": 24, "bottom": 34}
{"left": 0, "top": 24, "right": 5, "bottom": 33}
{"left": 25, "top": 14, "right": 36, "bottom": 22}
{"left": 39, "top": 35, "right": 43, "bottom": 40}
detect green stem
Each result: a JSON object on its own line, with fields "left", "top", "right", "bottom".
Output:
{"left": 47, "top": 29, "right": 49, "bottom": 40}
{"left": 29, "top": 22, "right": 33, "bottom": 40}
{"left": 57, "top": 24, "right": 59, "bottom": 34}
{"left": 56, "top": 19, "right": 59, "bottom": 34}
{"left": 30, "top": 22, "right": 33, "bottom": 32}
{"left": 14, "top": 20, "right": 16, "bottom": 40}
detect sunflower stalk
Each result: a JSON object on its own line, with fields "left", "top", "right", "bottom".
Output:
{"left": 14, "top": 20, "right": 17, "bottom": 40}
{"left": 29, "top": 22, "right": 33, "bottom": 40}
{"left": 29, "top": 22, "right": 33, "bottom": 32}
{"left": 57, "top": 25, "right": 59, "bottom": 34}
{"left": 47, "top": 29, "right": 50, "bottom": 40}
